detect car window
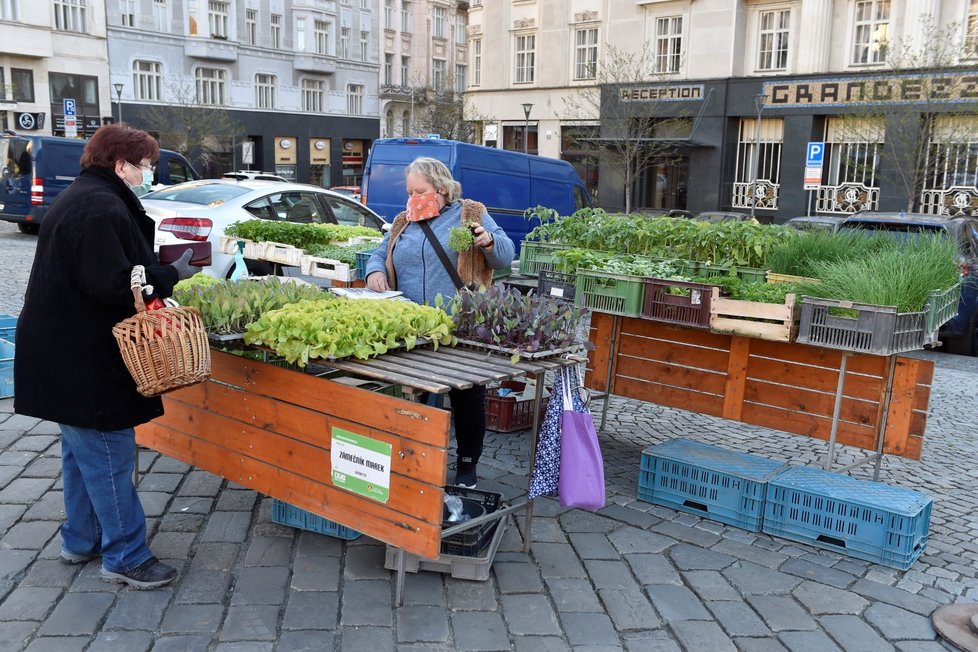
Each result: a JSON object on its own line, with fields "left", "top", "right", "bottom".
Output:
{"left": 960, "top": 220, "right": 978, "bottom": 263}
{"left": 266, "top": 191, "right": 324, "bottom": 223}
{"left": 144, "top": 183, "right": 252, "bottom": 205}
{"left": 321, "top": 194, "right": 383, "bottom": 230}
{"left": 243, "top": 197, "right": 275, "bottom": 220}
{"left": 164, "top": 157, "right": 194, "bottom": 185}
{"left": 1, "top": 138, "right": 30, "bottom": 176}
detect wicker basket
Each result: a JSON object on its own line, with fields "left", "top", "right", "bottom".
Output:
{"left": 112, "top": 267, "right": 211, "bottom": 397}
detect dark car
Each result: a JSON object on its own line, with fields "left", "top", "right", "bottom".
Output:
{"left": 694, "top": 211, "right": 756, "bottom": 223}
{"left": 838, "top": 212, "right": 978, "bottom": 355}
{"left": 783, "top": 215, "right": 845, "bottom": 233}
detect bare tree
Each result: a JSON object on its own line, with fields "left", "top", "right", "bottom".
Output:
{"left": 839, "top": 17, "right": 978, "bottom": 213}
{"left": 562, "top": 43, "right": 692, "bottom": 213}
{"left": 138, "top": 82, "right": 244, "bottom": 175}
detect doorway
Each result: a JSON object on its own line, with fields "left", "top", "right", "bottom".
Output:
{"left": 635, "top": 157, "right": 688, "bottom": 211}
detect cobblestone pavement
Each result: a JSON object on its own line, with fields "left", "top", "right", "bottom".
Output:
{"left": 0, "top": 220, "right": 976, "bottom": 650}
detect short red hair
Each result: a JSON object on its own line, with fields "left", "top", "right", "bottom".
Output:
{"left": 80, "top": 123, "right": 160, "bottom": 169}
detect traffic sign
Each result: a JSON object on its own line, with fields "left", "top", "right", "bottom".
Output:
{"left": 806, "top": 141, "right": 824, "bottom": 167}
{"left": 63, "top": 98, "right": 76, "bottom": 117}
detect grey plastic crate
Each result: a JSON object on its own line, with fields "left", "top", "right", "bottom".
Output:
{"left": 923, "top": 281, "right": 962, "bottom": 344}
{"left": 383, "top": 513, "right": 508, "bottom": 581}
{"left": 796, "top": 297, "right": 926, "bottom": 356}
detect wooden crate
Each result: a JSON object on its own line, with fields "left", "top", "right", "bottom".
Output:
{"left": 300, "top": 255, "right": 354, "bottom": 281}
{"left": 766, "top": 271, "right": 820, "bottom": 285}
{"left": 709, "top": 287, "right": 800, "bottom": 343}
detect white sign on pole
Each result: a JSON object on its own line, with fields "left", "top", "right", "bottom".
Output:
{"left": 241, "top": 141, "right": 255, "bottom": 165}
{"left": 63, "top": 98, "right": 78, "bottom": 138}
{"left": 804, "top": 141, "right": 824, "bottom": 189}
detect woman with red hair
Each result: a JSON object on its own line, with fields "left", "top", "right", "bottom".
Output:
{"left": 15, "top": 123, "right": 199, "bottom": 589}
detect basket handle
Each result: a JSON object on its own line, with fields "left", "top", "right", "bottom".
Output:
{"left": 129, "top": 265, "right": 151, "bottom": 313}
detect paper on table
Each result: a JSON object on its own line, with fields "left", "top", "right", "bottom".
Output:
{"left": 328, "top": 287, "right": 405, "bottom": 300}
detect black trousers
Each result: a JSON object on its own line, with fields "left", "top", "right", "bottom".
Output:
{"left": 447, "top": 385, "right": 486, "bottom": 462}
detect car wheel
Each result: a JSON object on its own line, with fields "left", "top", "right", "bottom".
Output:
{"left": 944, "top": 312, "right": 977, "bottom": 356}
{"left": 17, "top": 223, "right": 39, "bottom": 235}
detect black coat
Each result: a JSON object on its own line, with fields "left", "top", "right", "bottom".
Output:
{"left": 14, "top": 166, "right": 179, "bottom": 431}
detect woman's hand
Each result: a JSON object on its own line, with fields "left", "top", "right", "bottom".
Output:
{"left": 366, "top": 271, "right": 390, "bottom": 292}
{"left": 471, "top": 226, "right": 495, "bottom": 250}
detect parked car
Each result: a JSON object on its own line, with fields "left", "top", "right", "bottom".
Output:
{"left": 783, "top": 215, "right": 845, "bottom": 233}
{"left": 143, "top": 180, "right": 388, "bottom": 279}
{"left": 328, "top": 185, "right": 362, "bottom": 201}
{"left": 837, "top": 212, "right": 978, "bottom": 355}
{"left": 694, "top": 211, "right": 756, "bottom": 223}
{"left": 222, "top": 170, "right": 289, "bottom": 182}
{"left": 0, "top": 134, "right": 198, "bottom": 234}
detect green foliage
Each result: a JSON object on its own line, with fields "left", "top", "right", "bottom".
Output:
{"left": 448, "top": 227, "right": 475, "bottom": 253}
{"left": 224, "top": 220, "right": 379, "bottom": 250}
{"left": 304, "top": 241, "right": 378, "bottom": 265}
{"left": 174, "top": 273, "right": 222, "bottom": 292}
{"left": 172, "top": 277, "right": 325, "bottom": 334}
{"left": 244, "top": 298, "right": 457, "bottom": 366}
{"left": 797, "top": 236, "right": 961, "bottom": 311}
{"left": 763, "top": 230, "right": 895, "bottom": 277}
{"left": 553, "top": 248, "right": 687, "bottom": 278}
{"left": 688, "top": 276, "right": 800, "bottom": 304}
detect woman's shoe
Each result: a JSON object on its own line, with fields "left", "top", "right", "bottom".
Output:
{"left": 101, "top": 557, "right": 177, "bottom": 589}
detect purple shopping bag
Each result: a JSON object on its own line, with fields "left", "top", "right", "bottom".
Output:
{"left": 557, "top": 365, "right": 606, "bottom": 511}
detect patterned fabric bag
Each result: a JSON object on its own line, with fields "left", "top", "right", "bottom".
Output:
{"left": 529, "top": 366, "right": 588, "bottom": 499}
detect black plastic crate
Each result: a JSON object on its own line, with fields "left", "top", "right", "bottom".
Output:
{"left": 442, "top": 485, "right": 503, "bottom": 557}
{"left": 538, "top": 270, "right": 576, "bottom": 302}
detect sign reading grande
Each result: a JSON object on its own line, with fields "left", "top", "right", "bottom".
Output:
{"left": 620, "top": 84, "right": 704, "bottom": 102}
{"left": 763, "top": 73, "right": 978, "bottom": 107}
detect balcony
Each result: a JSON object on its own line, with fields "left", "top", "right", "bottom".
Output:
{"left": 184, "top": 37, "right": 238, "bottom": 62}
{"left": 293, "top": 53, "right": 337, "bottom": 74}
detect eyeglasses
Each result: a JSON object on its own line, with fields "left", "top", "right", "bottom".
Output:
{"left": 126, "top": 161, "right": 156, "bottom": 173}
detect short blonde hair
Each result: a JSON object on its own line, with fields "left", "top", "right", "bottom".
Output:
{"left": 405, "top": 157, "right": 462, "bottom": 203}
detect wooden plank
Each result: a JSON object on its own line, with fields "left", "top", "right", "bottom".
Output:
{"left": 722, "top": 336, "right": 751, "bottom": 420}
{"left": 613, "top": 376, "right": 725, "bottom": 418}
{"left": 618, "top": 333, "right": 730, "bottom": 373}
{"left": 619, "top": 317, "right": 732, "bottom": 350}
{"left": 331, "top": 356, "right": 474, "bottom": 390}
{"left": 209, "top": 352, "right": 452, "bottom": 444}
{"left": 586, "top": 312, "right": 615, "bottom": 391}
{"left": 139, "top": 421, "right": 442, "bottom": 558}
{"left": 743, "top": 380, "right": 880, "bottom": 426}
{"left": 323, "top": 359, "right": 454, "bottom": 393}
{"left": 615, "top": 355, "right": 726, "bottom": 396}
{"left": 445, "top": 346, "right": 565, "bottom": 374}
{"left": 710, "top": 316, "right": 796, "bottom": 342}
{"left": 746, "top": 356, "right": 885, "bottom": 401}
{"left": 740, "top": 403, "right": 879, "bottom": 450}
{"left": 750, "top": 338, "right": 886, "bottom": 375}
{"left": 390, "top": 350, "right": 512, "bottom": 381}
{"left": 383, "top": 351, "right": 504, "bottom": 383}
{"left": 882, "top": 357, "right": 929, "bottom": 458}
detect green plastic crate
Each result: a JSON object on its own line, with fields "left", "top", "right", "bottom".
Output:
{"left": 693, "top": 262, "right": 768, "bottom": 284}
{"left": 575, "top": 269, "right": 646, "bottom": 317}
{"left": 517, "top": 242, "right": 567, "bottom": 276}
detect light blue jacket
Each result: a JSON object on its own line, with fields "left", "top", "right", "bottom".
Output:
{"left": 365, "top": 200, "right": 515, "bottom": 306}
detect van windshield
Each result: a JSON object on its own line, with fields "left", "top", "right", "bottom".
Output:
{"left": 1, "top": 138, "right": 31, "bottom": 176}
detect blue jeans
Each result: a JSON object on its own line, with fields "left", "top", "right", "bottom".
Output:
{"left": 59, "top": 424, "right": 153, "bottom": 573}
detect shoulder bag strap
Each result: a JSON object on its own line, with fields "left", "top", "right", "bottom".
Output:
{"left": 417, "top": 219, "right": 465, "bottom": 290}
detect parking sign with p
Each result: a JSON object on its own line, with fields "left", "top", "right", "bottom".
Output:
{"left": 806, "top": 142, "right": 824, "bottom": 167}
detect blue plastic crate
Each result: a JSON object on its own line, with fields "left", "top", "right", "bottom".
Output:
{"left": 638, "top": 438, "right": 787, "bottom": 532}
{"left": 271, "top": 499, "right": 361, "bottom": 540}
{"left": 354, "top": 248, "right": 378, "bottom": 281}
{"left": 763, "top": 466, "right": 931, "bottom": 570}
{"left": 0, "top": 339, "right": 13, "bottom": 399}
{"left": 0, "top": 315, "right": 15, "bottom": 343}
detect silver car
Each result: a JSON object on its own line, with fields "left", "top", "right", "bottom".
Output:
{"left": 143, "top": 179, "right": 388, "bottom": 279}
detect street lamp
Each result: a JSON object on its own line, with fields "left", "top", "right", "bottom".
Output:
{"left": 522, "top": 103, "right": 533, "bottom": 154}
{"left": 750, "top": 93, "right": 767, "bottom": 219}
{"left": 113, "top": 83, "right": 124, "bottom": 124}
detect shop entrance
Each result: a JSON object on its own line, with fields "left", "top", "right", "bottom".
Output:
{"left": 634, "top": 157, "right": 688, "bottom": 212}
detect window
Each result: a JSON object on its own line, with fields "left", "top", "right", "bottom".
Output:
{"left": 732, "top": 118, "right": 783, "bottom": 210}
{"left": 54, "top": 0, "right": 87, "bottom": 32}
{"left": 921, "top": 115, "right": 978, "bottom": 213}
{"left": 245, "top": 9, "right": 256, "bottom": 45}
{"left": 1, "top": 0, "right": 18, "bottom": 20}
{"left": 514, "top": 34, "right": 535, "bottom": 83}
{"left": 384, "top": 54, "right": 393, "bottom": 85}
{"left": 401, "top": 56, "right": 409, "bottom": 84}
{"left": 296, "top": 17, "right": 306, "bottom": 51}
{"left": 386, "top": 110, "right": 394, "bottom": 137}
{"left": 256, "top": 73, "right": 276, "bottom": 108}
{"left": 341, "top": 27, "right": 350, "bottom": 58}
{"left": 361, "top": 0, "right": 368, "bottom": 7}
{"left": 360, "top": 30, "right": 369, "bottom": 60}
{"left": 347, "top": 83, "right": 364, "bottom": 115}
{"left": 758, "top": 10, "right": 790, "bottom": 71}
{"left": 655, "top": 16, "right": 683, "bottom": 73}
{"left": 472, "top": 39, "right": 481, "bottom": 86}
{"left": 433, "top": 6, "right": 445, "bottom": 38}
{"left": 208, "top": 0, "right": 228, "bottom": 39}
{"left": 153, "top": 0, "right": 168, "bottom": 32}
{"left": 574, "top": 27, "right": 598, "bottom": 80}
{"left": 0, "top": 68, "right": 4, "bottom": 101}
{"left": 401, "top": 2, "right": 410, "bottom": 32}
{"left": 456, "top": 14, "right": 466, "bottom": 44}
{"left": 195, "top": 67, "right": 226, "bottom": 105}
{"left": 455, "top": 64, "right": 466, "bottom": 93}
{"left": 270, "top": 13, "right": 281, "bottom": 48}
{"left": 315, "top": 20, "right": 330, "bottom": 55}
{"left": 402, "top": 111, "right": 410, "bottom": 137}
{"left": 852, "top": 0, "right": 889, "bottom": 65}
{"left": 967, "top": 0, "right": 978, "bottom": 57}
{"left": 384, "top": 0, "right": 393, "bottom": 29}
{"left": 11, "top": 68, "right": 34, "bottom": 102}
{"left": 50, "top": 72, "right": 98, "bottom": 105}
{"left": 815, "top": 117, "right": 883, "bottom": 213}
{"left": 120, "top": 0, "right": 134, "bottom": 27}
{"left": 132, "top": 60, "right": 162, "bottom": 101}
{"left": 433, "top": 59, "right": 445, "bottom": 91}
{"left": 303, "top": 78, "right": 325, "bottom": 112}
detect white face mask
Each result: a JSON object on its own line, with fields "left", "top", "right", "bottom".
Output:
{"left": 129, "top": 168, "right": 154, "bottom": 198}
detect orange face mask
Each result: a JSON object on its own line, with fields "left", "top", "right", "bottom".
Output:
{"left": 406, "top": 192, "right": 442, "bottom": 222}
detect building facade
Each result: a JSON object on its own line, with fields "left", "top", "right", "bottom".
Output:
{"left": 106, "top": 0, "right": 381, "bottom": 187}
{"left": 465, "top": 0, "right": 978, "bottom": 219}
{"left": 1, "top": 1, "right": 111, "bottom": 138}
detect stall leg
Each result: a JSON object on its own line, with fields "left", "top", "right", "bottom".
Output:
{"left": 522, "top": 369, "right": 547, "bottom": 553}
{"left": 598, "top": 316, "right": 620, "bottom": 433}
{"left": 872, "top": 355, "right": 899, "bottom": 481}
{"left": 394, "top": 548, "right": 407, "bottom": 607}
{"left": 823, "top": 352, "right": 849, "bottom": 471}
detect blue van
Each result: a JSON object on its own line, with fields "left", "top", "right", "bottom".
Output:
{"left": 362, "top": 138, "right": 592, "bottom": 253}
{"left": 1, "top": 134, "right": 198, "bottom": 234}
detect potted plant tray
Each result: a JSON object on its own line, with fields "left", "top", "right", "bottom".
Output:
{"left": 218, "top": 235, "right": 263, "bottom": 258}
{"left": 708, "top": 287, "right": 800, "bottom": 343}
{"left": 300, "top": 255, "right": 355, "bottom": 281}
